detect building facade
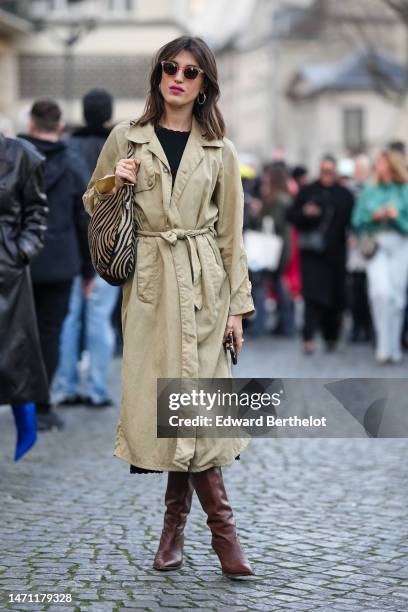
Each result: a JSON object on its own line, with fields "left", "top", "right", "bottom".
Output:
{"left": 4, "top": 0, "right": 193, "bottom": 128}
{"left": 2, "top": 0, "right": 408, "bottom": 169}
{"left": 192, "top": 0, "right": 408, "bottom": 171}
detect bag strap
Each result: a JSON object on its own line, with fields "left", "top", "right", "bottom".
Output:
{"left": 127, "top": 119, "right": 137, "bottom": 159}
{"left": 105, "top": 123, "right": 137, "bottom": 210}
{"left": 127, "top": 139, "right": 136, "bottom": 159}
{"left": 123, "top": 123, "right": 138, "bottom": 212}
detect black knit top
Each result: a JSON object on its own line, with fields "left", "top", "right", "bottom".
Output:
{"left": 155, "top": 125, "right": 191, "bottom": 188}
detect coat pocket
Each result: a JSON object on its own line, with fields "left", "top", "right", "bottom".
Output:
{"left": 204, "top": 235, "right": 226, "bottom": 298}
{"left": 207, "top": 234, "right": 226, "bottom": 275}
{"left": 134, "top": 156, "right": 156, "bottom": 193}
{"left": 136, "top": 238, "right": 159, "bottom": 303}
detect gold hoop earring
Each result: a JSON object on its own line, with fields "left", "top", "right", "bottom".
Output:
{"left": 197, "top": 92, "right": 206, "bottom": 105}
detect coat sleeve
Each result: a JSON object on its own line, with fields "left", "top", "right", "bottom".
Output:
{"left": 83, "top": 122, "right": 128, "bottom": 216}
{"left": 17, "top": 145, "right": 48, "bottom": 262}
{"left": 395, "top": 183, "right": 408, "bottom": 233}
{"left": 213, "top": 138, "right": 255, "bottom": 319}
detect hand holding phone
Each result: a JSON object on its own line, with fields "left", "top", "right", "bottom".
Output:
{"left": 223, "top": 331, "right": 237, "bottom": 365}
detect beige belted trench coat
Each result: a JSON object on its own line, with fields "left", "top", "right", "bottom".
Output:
{"left": 83, "top": 116, "right": 255, "bottom": 472}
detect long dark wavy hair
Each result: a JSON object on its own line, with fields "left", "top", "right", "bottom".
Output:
{"left": 136, "top": 36, "right": 225, "bottom": 140}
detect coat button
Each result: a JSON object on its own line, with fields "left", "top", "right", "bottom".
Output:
{"left": 163, "top": 166, "right": 169, "bottom": 173}
{"left": 148, "top": 178, "right": 153, "bottom": 186}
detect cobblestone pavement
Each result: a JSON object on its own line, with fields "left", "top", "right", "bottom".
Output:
{"left": 1, "top": 336, "right": 408, "bottom": 612}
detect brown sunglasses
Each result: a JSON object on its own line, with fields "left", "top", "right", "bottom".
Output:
{"left": 161, "top": 60, "right": 204, "bottom": 80}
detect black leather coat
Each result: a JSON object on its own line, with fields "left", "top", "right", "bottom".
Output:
{"left": 0, "top": 133, "right": 49, "bottom": 404}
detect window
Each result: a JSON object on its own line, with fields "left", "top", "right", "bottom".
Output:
{"left": 31, "top": 0, "right": 135, "bottom": 16}
{"left": 343, "top": 107, "right": 365, "bottom": 153}
{"left": 19, "top": 54, "right": 149, "bottom": 99}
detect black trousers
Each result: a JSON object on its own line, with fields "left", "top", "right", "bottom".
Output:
{"left": 32, "top": 280, "right": 73, "bottom": 411}
{"left": 303, "top": 299, "right": 342, "bottom": 343}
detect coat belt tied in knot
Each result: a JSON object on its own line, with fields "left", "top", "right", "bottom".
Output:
{"left": 136, "top": 226, "right": 217, "bottom": 245}
{"left": 136, "top": 226, "right": 218, "bottom": 310}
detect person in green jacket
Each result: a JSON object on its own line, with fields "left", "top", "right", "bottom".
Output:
{"left": 352, "top": 150, "right": 408, "bottom": 364}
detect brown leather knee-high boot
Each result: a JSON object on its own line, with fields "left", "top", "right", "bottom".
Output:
{"left": 153, "top": 471, "right": 194, "bottom": 570}
{"left": 190, "top": 466, "right": 254, "bottom": 578}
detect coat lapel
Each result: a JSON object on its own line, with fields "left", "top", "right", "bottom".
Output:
{"left": 126, "top": 120, "right": 170, "bottom": 171}
{"left": 146, "top": 133, "right": 171, "bottom": 172}
{"left": 126, "top": 116, "right": 224, "bottom": 210}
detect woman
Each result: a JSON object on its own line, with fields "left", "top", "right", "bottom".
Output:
{"left": 83, "top": 37, "right": 255, "bottom": 577}
{"left": 352, "top": 150, "right": 408, "bottom": 364}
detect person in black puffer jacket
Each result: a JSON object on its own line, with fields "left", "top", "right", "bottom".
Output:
{"left": 52, "top": 89, "right": 121, "bottom": 408}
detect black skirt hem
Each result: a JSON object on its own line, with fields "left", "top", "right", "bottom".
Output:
{"left": 130, "top": 454, "right": 241, "bottom": 474}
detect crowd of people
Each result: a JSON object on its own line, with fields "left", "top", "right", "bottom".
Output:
{"left": 1, "top": 87, "right": 408, "bottom": 460}
{"left": 242, "top": 143, "right": 408, "bottom": 365}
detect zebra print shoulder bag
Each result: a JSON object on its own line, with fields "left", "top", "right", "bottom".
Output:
{"left": 88, "top": 137, "right": 137, "bottom": 286}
